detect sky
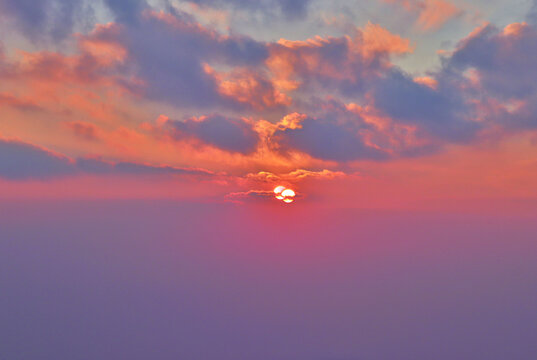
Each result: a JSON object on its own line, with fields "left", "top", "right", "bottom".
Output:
{"left": 1, "top": 1, "right": 537, "bottom": 359}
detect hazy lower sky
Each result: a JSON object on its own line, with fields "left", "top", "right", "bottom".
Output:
{"left": 1, "top": 1, "right": 537, "bottom": 358}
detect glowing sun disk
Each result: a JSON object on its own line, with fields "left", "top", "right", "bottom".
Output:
{"left": 274, "top": 186, "right": 296, "bottom": 204}
{"left": 281, "top": 189, "right": 296, "bottom": 197}
{"left": 274, "top": 186, "right": 286, "bottom": 200}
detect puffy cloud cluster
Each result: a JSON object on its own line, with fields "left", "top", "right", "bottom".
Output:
{"left": 444, "top": 22, "right": 537, "bottom": 131}
{"left": 448, "top": 23, "right": 537, "bottom": 100}
{"left": 267, "top": 23, "right": 412, "bottom": 96}
{"left": 372, "top": 69, "right": 479, "bottom": 142}
{"left": 80, "top": 9, "right": 273, "bottom": 110}
{"left": 41, "top": 9, "right": 414, "bottom": 114}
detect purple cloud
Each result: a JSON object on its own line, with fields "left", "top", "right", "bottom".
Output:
{"left": 0, "top": 139, "right": 75, "bottom": 180}
{"left": 0, "top": 138, "right": 213, "bottom": 180}
{"left": 443, "top": 22, "right": 537, "bottom": 131}
{"left": 272, "top": 116, "right": 388, "bottom": 161}
{"left": 0, "top": 0, "right": 90, "bottom": 41}
{"left": 103, "top": 0, "right": 148, "bottom": 24}
{"left": 161, "top": 114, "right": 260, "bottom": 154}
{"left": 372, "top": 69, "right": 480, "bottom": 142}
{"left": 448, "top": 23, "right": 537, "bottom": 100}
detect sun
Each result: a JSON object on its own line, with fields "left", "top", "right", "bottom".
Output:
{"left": 274, "top": 186, "right": 296, "bottom": 203}
{"left": 274, "top": 186, "right": 286, "bottom": 200}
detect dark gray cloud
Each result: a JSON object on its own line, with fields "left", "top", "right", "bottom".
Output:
{"left": 268, "top": 97, "right": 450, "bottom": 162}
{"left": 0, "top": 138, "right": 213, "bottom": 180}
{"left": 163, "top": 114, "right": 260, "bottom": 154}
{"left": 367, "top": 20, "right": 537, "bottom": 144}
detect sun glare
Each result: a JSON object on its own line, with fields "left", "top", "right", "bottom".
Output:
{"left": 274, "top": 186, "right": 296, "bottom": 204}
{"left": 274, "top": 186, "right": 286, "bottom": 200}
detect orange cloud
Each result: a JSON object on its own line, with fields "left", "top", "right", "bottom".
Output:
{"left": 345, "top": 102, "right": 435, "bottom": 156}
{"left": 204, "top": 65, "right": 292, "bottom": 110}
{"left": 247, "top": 169, "right": 347, "bottom": 184}
{"left": 502, "top": 22, "right": 528, "bottom": 37}
{"left": 413, "top": 76, "right": 438, "bottom": 89}
{"left": 383, "top": 0, "right": 462, "bottom": 31}
{"left": 78, "top": 23, "right": 127, "bottom": 67}
{"left": 361, "top": 22, "right": 414, "bottom": 56}
{"left": 267, "top": 23, "right": 412, "bottom": 94}
{"left": 418, "top": 0, "right": 461, "bottom": 30}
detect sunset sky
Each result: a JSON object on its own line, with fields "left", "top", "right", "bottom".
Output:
{"left": 1, "top": 0, "right": 537, "bottom": 359}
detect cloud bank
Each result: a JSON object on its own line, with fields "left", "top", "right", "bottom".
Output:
{"left": 1, "top": 0, "right": 537, "bottom": 191}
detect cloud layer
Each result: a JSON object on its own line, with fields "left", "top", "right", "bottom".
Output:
{"left": 0, "top": 138, "right": 213, "bottom": 180}
{"left": 1, "top": 0, "right": 537, "bottom": 195}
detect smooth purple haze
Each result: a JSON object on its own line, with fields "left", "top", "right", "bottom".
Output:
{"left": 1, "top": 201, "right": 536, "bottom": 360}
